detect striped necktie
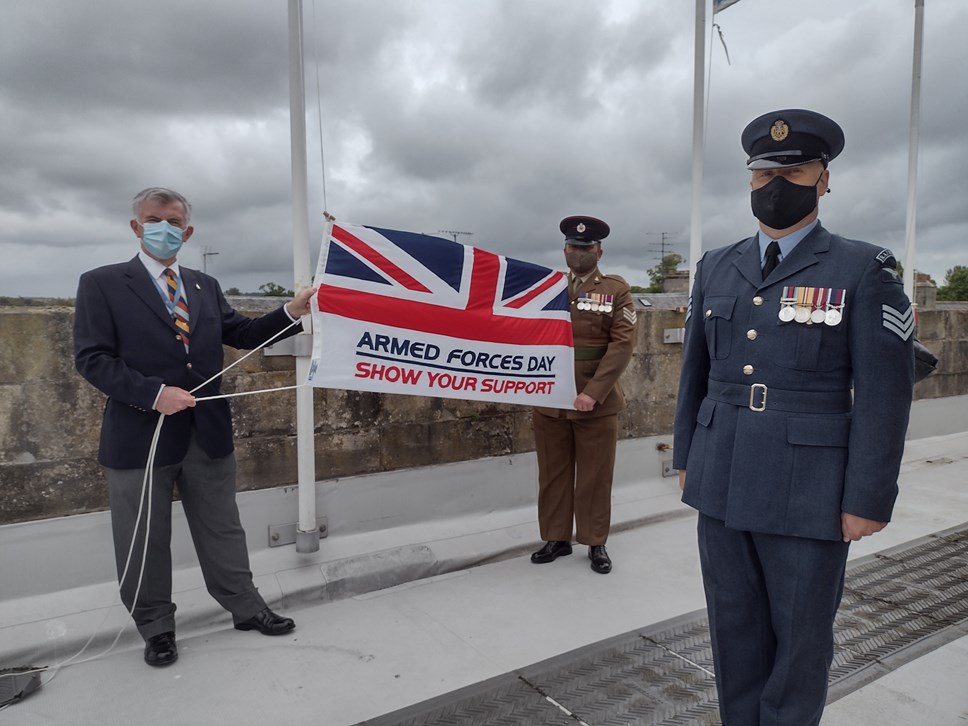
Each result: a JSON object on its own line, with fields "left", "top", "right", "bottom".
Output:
{"left": 164, "top": 269, "right": 190, "bottom": 348}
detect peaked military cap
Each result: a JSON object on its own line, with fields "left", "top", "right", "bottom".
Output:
{"left": 742, "top": 109, "right": 845, "bottom": 170}
{"left": 560, "top": 215, "right": 610, "bottom": 247}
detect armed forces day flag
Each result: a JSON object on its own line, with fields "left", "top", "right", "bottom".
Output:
{"left": 307, "top": 223, "right": 577, "bottom": 408}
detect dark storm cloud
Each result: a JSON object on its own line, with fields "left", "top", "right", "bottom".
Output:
{"left": 0, "top": 0, "right": 965, "bottom": 298}
{"left": 459, "top": 3, "right": 611, "bottom": 112}
{"left": 0, "top": 3, "right": 286, "bottom": 115}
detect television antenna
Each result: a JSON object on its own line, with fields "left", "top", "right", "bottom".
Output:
{"left": 201, "top": 246, "right": 220, "bottom": 274}
{"left": 437, "top": 230, "right": 473, "bottom": 244}
{"left": 644, "top": 232, "right": 679, "bottom": 261}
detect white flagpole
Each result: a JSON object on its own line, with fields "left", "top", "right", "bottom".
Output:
{"left": 288, "top": 0, "right": 319, "bottom": 553}
{"left": 689, "top": 0, "right": 709, "bottom": 287}
{"left": 903, "top": 0, "right": 925, "bottom": 301}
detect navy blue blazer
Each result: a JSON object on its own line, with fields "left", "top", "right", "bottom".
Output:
{"left": 74, "top": 256, "right": 301, "bottom": 469}
{"left": 673, "top": 224, "right": 915, "bottom": 541}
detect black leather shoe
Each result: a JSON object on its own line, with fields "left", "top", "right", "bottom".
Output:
{"left": 234, "top": 607, "right": 296, "bottom": 636}
{"left": 530, "top": 540, "right": 572, "bottom": 564}
{"left": 588, "top": 545, "right": 612, "bottom": 574}
{"left": 144, "top": 631, "right": 178, "bottom": 667}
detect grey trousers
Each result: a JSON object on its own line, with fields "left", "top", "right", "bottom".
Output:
{"left": 104, "top": 430, "right": 266, "bottom": 640}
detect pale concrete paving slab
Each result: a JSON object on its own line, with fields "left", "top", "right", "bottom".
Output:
{"left": 822, "top": 634, "right": 968, "bottom": 725}
{"left": 2, "top": 429, "right": 967, "bottom": 725}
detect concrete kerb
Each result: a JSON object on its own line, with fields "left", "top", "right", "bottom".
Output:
{"left": 0, "top": 436, "right": 684, "bottom": 666}
{"left": 0, "top": 498, "right": 687, "bottom": 667}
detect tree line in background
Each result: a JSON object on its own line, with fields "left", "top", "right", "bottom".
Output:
{"left": 630, "top": 253, "right": 685, "bottom": 294}
{"left": 627, "top": 258, "right": 968, "bottom": 301}
{"left": 224, "top": 282, "right": 295, "bottom": 297}
{"left": 1, "top": 266, "right": 966, "bottom": 306}
{"left": 222, "top": 267, "right": 968, "bottom": 301}
{"left": 0, "top": 281, "right": 296, "bottom": 307}
{"left": 936, "top": 266, "right": 968, "bottom": 301}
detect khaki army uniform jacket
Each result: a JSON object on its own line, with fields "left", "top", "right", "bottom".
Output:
{"left": 535, "top": 268, "right": 637, "bottom": 419}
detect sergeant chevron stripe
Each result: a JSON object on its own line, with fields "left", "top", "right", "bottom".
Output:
{"left": 686, "top": 295, "right": 693, "bottom": 322}
{"left": 882, "top": 303, "right": 914, "bottom": 341}
{"left": 623, "top": 307, "right": 637, "bottom": 324}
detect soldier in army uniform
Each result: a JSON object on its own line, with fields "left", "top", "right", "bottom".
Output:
{"left": 531, "top": 216, "right": 637, "bottom": 574}
{"left": 674, "top": 110, "right": 915, "bottom": 725}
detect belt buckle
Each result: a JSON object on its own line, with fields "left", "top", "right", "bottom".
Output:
{"left": 749, "top": 383, "right": 768, "bottom": 412}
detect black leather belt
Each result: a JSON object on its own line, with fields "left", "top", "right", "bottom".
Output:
{"left": 706, "top": 379, "right": 852, "bottom": 414}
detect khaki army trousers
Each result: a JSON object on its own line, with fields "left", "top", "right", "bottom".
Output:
{"left": 532, "top": 410, "right": 618, "bottom": 546}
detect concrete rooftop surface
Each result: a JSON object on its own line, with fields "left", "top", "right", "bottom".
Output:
{"left": 2, "top": 396, "right": 967, "bottom": 725}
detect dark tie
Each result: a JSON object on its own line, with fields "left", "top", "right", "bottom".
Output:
{"left": 762, "top": 240, "right": 781, "bottom": 280}
{"left": 164, "top": 269, "right": 190, "bottom": 348}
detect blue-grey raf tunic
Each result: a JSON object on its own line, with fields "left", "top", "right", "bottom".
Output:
{"left": 674, "top": 223, "right": 915, "bottom": 538}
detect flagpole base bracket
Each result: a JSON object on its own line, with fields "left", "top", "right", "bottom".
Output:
{"left": 268, "top": 517, "right": 328, "bottom": 548}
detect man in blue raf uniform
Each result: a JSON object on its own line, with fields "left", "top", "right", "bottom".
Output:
{"left": 531, "top": 216, "right": 636, "bottom": 575}
{"left": 674, "top": 110, "right": 915, "bottom": 725}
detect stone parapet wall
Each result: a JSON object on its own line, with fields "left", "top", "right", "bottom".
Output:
{"left": 911, "top": 306, "right": 968, "bottom": 400}
{"left": 1, "top": 301, "right": 965, "bottom": 525}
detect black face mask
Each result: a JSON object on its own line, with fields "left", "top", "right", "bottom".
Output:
{"left": 750, "top": 173, "right": 822, "bottom": 230}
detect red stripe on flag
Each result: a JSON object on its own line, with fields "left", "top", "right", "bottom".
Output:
{"left": 316, "top": 285, "right": 572, "bottom": 346}
{"left": 467, "top": 247, "right": 499, "bottom": 310}
{"left": 332, "top": 225, "right": 432, "bottom": 293}
{"left": 504, "top": 270, "right": 565, "bottom": 310}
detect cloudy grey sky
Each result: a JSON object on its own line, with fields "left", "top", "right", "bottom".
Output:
{"left": 2, "top": 0, "right": 965, "bottom": 298}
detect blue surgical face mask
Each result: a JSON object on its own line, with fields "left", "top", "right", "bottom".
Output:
{"left": 140, "top": 220, "right": 184, "bottom": 259}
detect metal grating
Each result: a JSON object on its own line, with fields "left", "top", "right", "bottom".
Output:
{"left": 358, "top": 524, "right": 968, "bottom": 726}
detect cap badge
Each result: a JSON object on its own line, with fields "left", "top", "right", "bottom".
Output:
{"left": 576, "top": 223, "right": 586, "bottom": 233}
{"left": 770, "top": 119, "right": 789, "bottom": 142}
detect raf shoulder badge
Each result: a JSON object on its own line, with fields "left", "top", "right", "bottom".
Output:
{"left": 875, "top": 248, "right": 895, "bottom": 264}
{"left": 875, "top": 249, "right": 903, "bottom": 284}
{"left": 882, "top": 267, "right": 902, "bottom": 283}
{"left": 778, "top": 286, "right": 845, "bottom": 326}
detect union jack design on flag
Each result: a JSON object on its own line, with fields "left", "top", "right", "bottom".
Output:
{"left": 307, "top": 223, "right": 578, "bottom": 408}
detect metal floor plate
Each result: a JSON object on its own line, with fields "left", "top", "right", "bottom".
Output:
{"left": 358, "top": 524, "right": 968, "bottom": 726}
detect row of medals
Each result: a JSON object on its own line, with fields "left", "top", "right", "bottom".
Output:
{"left": 576, "top": 292, "right": 614, "bottom": 313}
{"left": 778, "top": 286, "right": 846, "bottom": 326}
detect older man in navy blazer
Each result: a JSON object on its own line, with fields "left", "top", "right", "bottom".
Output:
{"left": 74, "top": 187, "right": 315, "bottom": 667}
{"left": 674, "top": 111, "right": 914, "bottom": 725}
